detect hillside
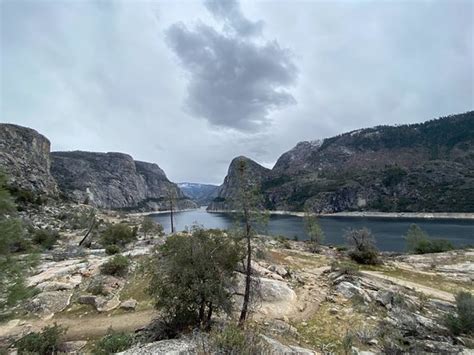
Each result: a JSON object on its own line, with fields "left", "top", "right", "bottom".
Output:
{"left": 177, "top": 183, "right": 218, "bottom": 206}
{"left": 210, "top": 112, "right": 474, "bottom": 213}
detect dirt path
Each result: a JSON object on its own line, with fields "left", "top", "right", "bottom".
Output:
{"left": 0, "top": 309, "right": 157, "bottom": 342}
{"left": 361, "top": 271, "right": 455, "bottom": 302}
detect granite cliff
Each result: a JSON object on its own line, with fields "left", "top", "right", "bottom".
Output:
{"left": 209, "top": 112, "right": 474, "bottom": 213}
{"left": 0, "top": 124, "right": 58, "bottom": 197}
{"left": 51, "top": 151, "right": 197, "bottom": 210}
{"left": 207, "top": 156, "right": 270, "bottom": 210}
{"left": 177, "top": 183, "right": 218, "bottom": 206}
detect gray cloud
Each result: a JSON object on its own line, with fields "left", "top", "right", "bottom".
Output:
{"left": 165, "top": 3, "right": 297, "bottom": 131}
{"left": 204, "top": 0, "right": 263, "bottom": 37}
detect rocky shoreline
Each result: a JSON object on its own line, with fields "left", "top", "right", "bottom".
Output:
{"left": 207, "top": 209, "right": 474, "bottom": 220}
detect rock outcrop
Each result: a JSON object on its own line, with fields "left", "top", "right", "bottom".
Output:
{"left": 207, "top": 156, "right": 270, "bottom": 211}
{"left": 51, "top": 151, "right": 197, "bottom": 210}
{"left": 177, "top": 182, "right": 218, "bottom": 206}
{"left": 210, "top": 112, "right": 474, "bottom": 213}
{"left": 0, "top": 123, "right": 58, "bottom": 197}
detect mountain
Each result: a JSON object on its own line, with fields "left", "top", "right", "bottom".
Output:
{"left": 207, "top": 156, "right": 271, "bottom": 211}
{"left": 209, "top": 112, "right": 474, "bottom": 213}
{"left": 0, "top": 123, "right": 197, "bottom": 211}
{"left": 0, "top": 124, "right": 58, "bottom": 198}
{"left": 177, "top": 183, "right": 218, "bottom": 206}
{"left": 51, "top": 151, "right": 197, "bottom": 211}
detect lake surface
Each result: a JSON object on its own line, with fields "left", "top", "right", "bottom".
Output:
{"left": 150, "top": 207, "right": 474, "bottom": 252}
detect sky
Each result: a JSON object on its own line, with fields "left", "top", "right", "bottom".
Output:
{"left": 1, "top": 0, "right": 473, "bottom": 185}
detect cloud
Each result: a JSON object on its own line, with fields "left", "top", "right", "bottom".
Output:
{"left": 204, "top": 0, "right": 263, "bottom": 37}
{"left": 165, "top": 1, "right": 297, "bottom": 131}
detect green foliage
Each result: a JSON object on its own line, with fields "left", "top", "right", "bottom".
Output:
{"left": 345, "top": 228, "right": 380, "bottom": 265}
{"left": 445, "top": 291, "right": 474, "bottom": 336}
{"left": 101, "top": 223, "right": 136, "bottom": 247}
{"left": 15, "top": 324, "right": 65, "bottom": 355}
{"left": 101, "top": 255, "right": 130, "bottom": 277}
{"left": 208, "top": 324, "right": 265, "bottom": 354}
{"left": 105, "top": 244, "right": 121, "bottom": 255}
{"left": 304, "top": 212, "right": 325, "bottom": 252}
{"left": 141, "top": 217, "right": 163, "bottom": 238}
{"left": 32, "top": 228, "right": 59, "bottom": 250}
{"left": 382, "top": 166, "right": 407, "bottom": 187}
{"left": 93, "top": 331, "right": 134, "bottom": 355}
{"left": 405, "top": 224, "right": 454, "bottom": 254}
{"left": 148, "top": 227, "right": 242, "bottom": 328}
{"left": 330, "top": 261, "right": 360, "bottom": 276}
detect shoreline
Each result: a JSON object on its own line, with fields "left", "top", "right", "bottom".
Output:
{"left": 207, "top": 209, "right": 474, "bottom": 220}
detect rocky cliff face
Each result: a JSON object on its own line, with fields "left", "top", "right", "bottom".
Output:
{"left": 207, "top": 156, "right": 270, "bottom": 210}
{"left": 0, "top": 124, "right": 58, "bottom": 197}
{"left": 211, "top": 112, "right": 474, "bottom": 213}
{"left": 51, "top": 151, "right": 196, "bottom": 211}
{"left": 178, "top": 183, "right": 218, "bottom": 206}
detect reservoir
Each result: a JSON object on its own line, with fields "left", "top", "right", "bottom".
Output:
{"left": 150, "top": 207, "right": 474, "bottom": 252}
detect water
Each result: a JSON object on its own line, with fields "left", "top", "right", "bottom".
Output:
{"left": 150, "top": 207, "right": 474, "bottom": 252}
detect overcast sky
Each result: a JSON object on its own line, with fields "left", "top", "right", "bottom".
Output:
{"left": 1, "top": 0, "right": 473, "bottom": 184}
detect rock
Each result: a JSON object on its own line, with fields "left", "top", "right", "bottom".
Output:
{"left": 27, "top": 290, "right": 72, "bottom": 319}
{"left": 375, "top": 290, "right": 394, "bottom": 309}
{"left": 368, "top": 339, "right": 378, "bottom": 346}
{"left": 50, "top": 151, "right": 196, "bottom": 210}
{"left": 78, "top": 295, "right": 98, "bottom": 306}
{"left": 351, "top": 347, "right": 376, "bottom": 355}
{"left": 268, "top": 265, "right": 290, "bottom": 278}
{"left": 120, "top": 299, "right": 138, "bottom": 310}
{"left": 0, "top": 123, "right": 58, "bottom": 197}
{"left": 207, "top": 156, "right": 271, "bottom": 211}
{"left": 58, "top": 341, "right": 87, "bottom": 353}
{"left": 36, "top": 281, "right": 75, "bottom": 292}
{"left": 119, "top": 338, "right": 197, "bottom": 354}
{"left": 260, "top": 335, "right": 316, "bottom": 354}
{"left": 329, "top": 307, "right": 338, "bottom": 315}
{"left": 335, "top": 281, "right": 371, "bottom": 303}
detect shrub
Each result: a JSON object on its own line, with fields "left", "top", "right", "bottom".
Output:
{"left": 405, "top": 224, "right": 453, "bottom": 254}
{"left": 141, "top": 217, "right": 164, "bottom": 238}
{"left": 445, "top": 291, "right": 474, "bottom": 335}
{"left": 208, "top": 324, "right": 266, "bottom": 354}
{"left": 105, "top": 244, "right": 121, "bottom": 255}
{"left": 331, "top": 261, "right": 360, "bottom": 276}
{"left": 93, "top": 331, "right": 133, "bottom": 355}
{"left": 304, "top": 212, "right": 325, "bottom": 253}
{"left": 101, "top": 255, "right": 130, "bottom": 277}
{"left": 32, "top": 228, "right": 59, "bottom": 250}
{"left": 345, "top": 228, "right": 380, "bottom": 265}
{"left": 15, "top": 324, "right": 65, "bottom": 355}
{"left": 101, "top": 223, "right": 136, "bottom": 247}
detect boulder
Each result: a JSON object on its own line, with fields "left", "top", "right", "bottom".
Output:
{"left": 26, "top": 290, "right": 72, "bottom": 319}
{"left": 119, "top": 338, "right": 197, "bottom": 354}
{"left": 260, "top": 335, "right": 315, "bottom": 354}
{"left": 120, "top": 299, "right": 138, "bottom": 311}
{"left": 375, "top": 290, "right": 394, "bottom": 309}
{"left": 335, "top": 281, "right": 371, "bottom": 303}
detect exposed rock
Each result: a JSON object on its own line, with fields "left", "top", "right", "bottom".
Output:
{"left": 119, "top": 338, "right": 197, "bottom": 354}
{"left": 268, "top": 264, "right": 290, "bottom": 278}
{"left": 51, "top": 151, "right": 197, "bottom": 211}
{"left": 177, "top": 182, "right": 218, "bottom": 206}
{"left": 26, "top": 290, "right": 72, "bottom": 319}
{"left": 120, "top": 299, "right": 138, "bottom": 310}
{"left": 209, "top": 112, "right": 474, "bottom": 212}
{"left": 335, "top": 281, "right": 371, "bottom": 303}
{"left": 0, "top": 123, "right": 58, "bottom": 197}
{"left": 375, "top": 290, "right": 394, "bottom": 309}
{"left": 260, "top": 335, "right": 315, "bottom": 354}
{"left": 207, "top": 156, "right": 270, "bottom": 211}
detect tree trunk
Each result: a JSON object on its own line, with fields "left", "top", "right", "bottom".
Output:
{"left": 239, "top": 203, "right": 252, "bottom": 326}
{"left": 79, "top": 216, "right": 95, "bottom": 247}
{"left": 205, "top": 302, "right": 213, "bottom": 329}
{"left": 170, "top": 198, "right": 175, "bottom": 234}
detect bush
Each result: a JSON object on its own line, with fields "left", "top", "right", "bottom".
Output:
{"left": 445, "top": 291, "right": 474, "bottom": 335}
{"left": 15, "top": 324, "right": 65, "bottom": 355}
{"left": 345, "top": 228, "right": 380, "bottom": 265}
{"left": 331, "top": 261, "right": 360, "bottom": 276}
{"left": 32, "top": 228, "right": 59, "bottom": 250}
{"left": 208, "top": 324, "right": 266, "bottom": 354}
{"left": 105, "top": 244, "right": 121, "bottom": 255}
{"left": 405, "top": 224, "right": 454, "bottom": 254}
{"left": 93, "top": 331, "right": 133, "bottom": 355}
{"left": 101, "top": 223, "right": 136, "bottom": 248}
{"left": 101, "top": 255, "right": 130, "bottom": 277}
{"left": 141, "top": 217, "right": 164, "bottom": 238}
